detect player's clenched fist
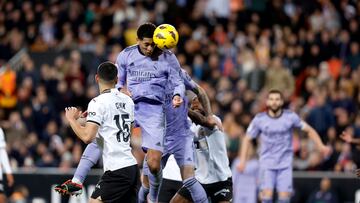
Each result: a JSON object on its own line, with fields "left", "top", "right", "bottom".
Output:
{"left": 172, "top": 95, "right": 183, "bottom": 108}
{"left": 65, "top": 107, "right": 82, "bottom": 121}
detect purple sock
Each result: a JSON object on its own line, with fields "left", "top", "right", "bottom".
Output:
{"left": 138, "top": 184, "right": 149, "bottom": 203}
{"left": 148, "top": 170, "right": 162, "bottom": 202}
{"left": 261, "top": 199, "right": 273, "bottom": 203}
{"left": 183, "top": 177, "right": 208, "bottom": 203}
{"left": 278, "top": 198, "right": 290, "bottom": 203}
{"left": 73, "top": 141, "right": 101, "bottom": 183}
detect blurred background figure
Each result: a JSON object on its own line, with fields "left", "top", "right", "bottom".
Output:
{"left": 307, "top": 177, "right": 339, "bottom": 203}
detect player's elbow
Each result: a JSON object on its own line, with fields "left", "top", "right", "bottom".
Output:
{"left": 82, "top": 134, "right": 95, "bottom": 144}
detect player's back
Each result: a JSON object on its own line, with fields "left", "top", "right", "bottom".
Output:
{"left": 87, "top": 88, "right": 137, "bottom": 172}
{"left": 116, "top": 45, "right": 179, "bottom": 104}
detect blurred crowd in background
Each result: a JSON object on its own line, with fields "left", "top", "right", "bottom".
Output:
{"left": 0, "top": 0, "right": 360, "bottom": 176}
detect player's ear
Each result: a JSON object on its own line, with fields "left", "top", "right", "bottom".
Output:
{"left": 95, "top": 74, "right": 99, "bottom": 83}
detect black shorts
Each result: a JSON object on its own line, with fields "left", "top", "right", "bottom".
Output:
{"left": 91, "top": 165, "right": 140, "bottom": 203}
{"left": 158, "top": 178, "right": 183, "bottom": 203}
{"left": 178, "top": 178, "right": 233, "bottom": 202}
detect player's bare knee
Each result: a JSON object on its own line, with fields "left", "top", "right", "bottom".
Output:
{"left": 261, "top": 189, "right": 273, "bottom": 199}
{"left": 180, "top": 165, "right": 195, "bottom": 180}
{"left": 147, "top": 158, "right": 161, "bottom": 173}
{"left": 278, "top": 191, "right": 291, "bottom": 199}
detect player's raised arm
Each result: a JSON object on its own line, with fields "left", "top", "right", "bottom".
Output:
{"left": 115, "top": 51, "right": 127, "bottom": 90}
{"left": 65, "top": 106, "right": 99, "bottom": 144}
{"left": 168, "top": 54, "right": 185, "bottom": 107}
{"left": 301, "top": 120, "right": 332, "bottom": 156}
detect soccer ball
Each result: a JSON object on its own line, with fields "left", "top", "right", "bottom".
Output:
{"left": 153, "top": 24, "right": 179, "bottom": 49}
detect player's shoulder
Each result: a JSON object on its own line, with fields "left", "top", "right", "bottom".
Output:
{"left": 123, "top": 45, "right": 138, "bottom": 53}
{"left": 255, "top": 112, "right": 267, "bottom": 119}
{"left": 162, "top": 49, "right": 174, "bottom": 56}
{"left": 181, "top": 68, "right": 191, "bottom": 80}
{"left": 282, "top": 109, "right": 298, "bottom": 117}
{"left": 89, "top": 94, "right": 105, "bottom": 108}
{"left": 160, "top": 49, "right": 176, "bottom": 60}
{"left": 212, "top": 115, "right": 222, "bottom": 124}
{"left": 118, "top": 92, "right": 134, "bottom": 106}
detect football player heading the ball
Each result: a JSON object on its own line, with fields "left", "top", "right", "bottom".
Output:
{"left": 153, "top": 24, "right": 179, "bottom": 50}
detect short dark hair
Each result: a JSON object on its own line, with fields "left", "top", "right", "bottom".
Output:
{"left": 97, "top": 62, "right": 118, "bottom": 82}
{"left": 268, "top": 89, "right": 283, "bottom": 99}
{"left": 137, "top": 23, "right": 156, "bottom": 40}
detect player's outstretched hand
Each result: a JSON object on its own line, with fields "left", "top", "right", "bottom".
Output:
{"left": 172, "top": 95, "right": 183, "bottom": 108}
{"left": 237, "top": 161, "right": 246, "bottom": 172}
{"left": 340, "top": 131, "right": 353, "bottom": 143}
{"left": 65, "top": 107, "right": 82, "bottom": 121}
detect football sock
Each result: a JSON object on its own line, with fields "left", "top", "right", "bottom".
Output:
{"left": 148, "top": 170, "right": 162, "bottom": 202}
{"left": 138, "top": 184, "right": 150, "bottom": 203}
{"left": 278, "top": 197, "right": 290, "bottom": 203}
{"left": 73, "top": 142, "right": 101, "bottom": 183}
{"left": 183, "top": 177, "right": 208, "bottom": 203}
{"left": 261, "top": 198, "right": 273, "bottom": 203}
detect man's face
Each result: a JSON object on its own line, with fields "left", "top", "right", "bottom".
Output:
{"left": 138, "top": 37, "right": 155, "bottom": 56}
{"left": 266, "top": 93, "right": 283, "bottom": 113}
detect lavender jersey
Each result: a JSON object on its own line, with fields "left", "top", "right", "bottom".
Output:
{"left": 246, "top": 110, "right": 304, "bottom": 169}
{"left": 164, "top": 69, "right": 197, "bottom": 137}
{"left": 116, "top": 45, "right": 185, "bottom": 103}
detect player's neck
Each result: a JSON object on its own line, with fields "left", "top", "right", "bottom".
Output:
{"left": 99, "top": 84, "right": 114, "bottom": 94}
{"left": 267, "top": 109, "right": 283, "bottom": 118}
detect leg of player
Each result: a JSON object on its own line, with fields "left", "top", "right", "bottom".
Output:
{"left": 73, "top": 141, "right": 101, "bottom": 184}
{"left": 276, "top": 166, "right": 292, "bottom": 203}
{"left": 138, "top": 174, "right": 150, "bottom": 203}
{"left": 139, "top": 157, "right": 150, "bottom": 203}
{"left": 278, "top": 192, "right": 291, "bottom": 203}
{"left": 55, "top": 141, "right": 101, "bottom": 195}
{"left": 181, "top": 166, "right": 208, "bottom": 203}
{"left": 147, "top": 149, "right": 163, "bottom": 202}
{"left": 89, "top": 197, "right": 103, "bottom": 203}
{"left": 170, "top": 193, "right": 192, "bottom": 203}
{"left": 260, "top": 189, "right": 273, "bottom": 203}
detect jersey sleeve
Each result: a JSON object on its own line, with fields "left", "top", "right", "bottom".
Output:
{"left": 115, "top": 51, "right": 127, "bottom": 89}
{"left": 0, "top": 128, "right": 6, "bottom": 148}
{"left": 246, "top": 116, "right": 260, "bottom": 139}
{"left": 128, "top": 99, "right": 135, "bottom": 124}
{"left": 292, "top": 112, "right": 305, "bottom": 130}
{"left": 168, "top": 53, "right": 185, "bottom": 98}
{"left": 86, "top": 99, "right": 103, "bottom": 126}
{"left": 181, "top": 69, "right": 197, "bottom": 91}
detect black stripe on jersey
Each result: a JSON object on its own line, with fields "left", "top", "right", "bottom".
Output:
{"left": 87, "top": 120, "right": 100, "bottom": 126}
